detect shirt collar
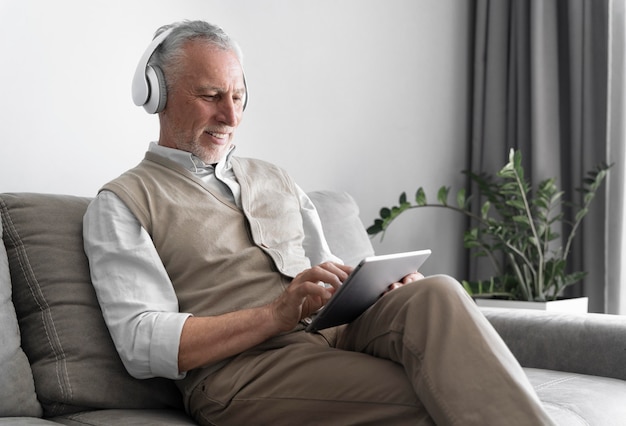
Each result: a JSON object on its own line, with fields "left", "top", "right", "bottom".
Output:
{"left": 148, "top": 142, "right": 235, "bottom": 174}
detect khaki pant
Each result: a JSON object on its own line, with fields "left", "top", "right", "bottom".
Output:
{"left": 188, "top": 275, "right": 554, "bottom": 425}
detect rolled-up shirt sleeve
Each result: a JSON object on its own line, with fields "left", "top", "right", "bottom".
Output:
{"left": 83, "top": 190, "right": 190, "bottom": 380}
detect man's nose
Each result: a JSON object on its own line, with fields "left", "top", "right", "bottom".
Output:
{"left": 218, "top": 97, "right": 239, "bottom": 126}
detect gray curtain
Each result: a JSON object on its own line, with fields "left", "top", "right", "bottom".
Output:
{"left": 605, "top": 0, "right": 626, "bottom": 314}
{"left": 467, "top": 0, "right": 617, "bottom": 312}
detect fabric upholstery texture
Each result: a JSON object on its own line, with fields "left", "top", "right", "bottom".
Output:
{"left": 0, "top": 418, "right": 60, "bottom": 425}
{"left": 0, "top": 193, "right": 183, "bottom": 417}
{"left": 525, "top": 367, "right": 626, "bottom": 426}
{"left": 482, "top": 308, "right": 626, "bottom": 381}
{"left": 0, "top": 219, "right": 43, "bottom": 417}
{"left": 307, "top": 190, "right": 375, "bottom": 266}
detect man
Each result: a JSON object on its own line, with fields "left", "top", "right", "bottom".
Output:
{"left": 83, "top": 20, "right": 553, "bottom": 425}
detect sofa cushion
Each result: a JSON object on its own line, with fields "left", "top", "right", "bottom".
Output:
{"left": 0, "top": 193, "right": 183, "bottom": 417}
{"left": 0, "top": 219, "right": 43, "bottom": 417}
{"left": 482, "top": 307, "right": 626, "bottom": 381}
{"left": 0, "top": 419, "right": 61, "bottom": 425}
{"left": 525, "top": 367, "right": 626, "bottom": 425}
{"left": 308, "top": 190, "right": 374, "bottom": 266}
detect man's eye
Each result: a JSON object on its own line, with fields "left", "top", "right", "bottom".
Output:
{"left": 203, "top": 94, "right": 218, "bottom": 101}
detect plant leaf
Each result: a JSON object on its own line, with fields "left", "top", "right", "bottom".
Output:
{"left": 437, "top": 186, "right": 450, "bottom": 205}
{"left": 415, "top": 188, "right": 426, "bottom": 205}
{"left": 456, "top": 188, "right": 467, "bottom": 208}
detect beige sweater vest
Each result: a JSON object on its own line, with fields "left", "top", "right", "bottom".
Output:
{"left": 102, "top": 152, "right": 311, "bottom": 317}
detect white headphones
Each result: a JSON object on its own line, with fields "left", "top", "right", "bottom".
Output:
{"left": 131, "top": 27, "right": 248, "bottom": 114}
{"left": 132, "top": 28, "right": 174, "bottom": 114}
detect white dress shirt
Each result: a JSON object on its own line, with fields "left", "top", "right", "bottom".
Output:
{"left": 83, "top": 143, "right": 340, "bottom": 380}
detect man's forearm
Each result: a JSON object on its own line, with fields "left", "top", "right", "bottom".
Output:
{"left": 178, "top": 262, "right": 350, "bottom": 373}
{"left": 178, "top": 304, "right": 282, "bottom": 373}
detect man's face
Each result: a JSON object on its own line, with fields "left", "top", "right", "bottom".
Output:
{"left": 158, "top": 40, "right": 246, "bottom": 164}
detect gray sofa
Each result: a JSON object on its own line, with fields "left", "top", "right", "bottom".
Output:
{"left": 1, "top": 191, "right": 625, "bottom": 425}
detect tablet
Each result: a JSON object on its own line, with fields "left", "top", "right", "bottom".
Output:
{"left": 305, "top": 249, "right": 431, "bottom": 332}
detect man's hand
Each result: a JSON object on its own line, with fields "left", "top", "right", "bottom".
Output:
{"left": 385, "top": 271, "right": 425, "bottom": 294}
{"left": 269, "top": 262, "right": 353, "bottom": 332}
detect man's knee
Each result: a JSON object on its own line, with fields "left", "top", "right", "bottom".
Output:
{"left": 410, "top": 274, "right": 465, "bottom": 297}
{"left": 386, "top": 274, "right": 472, "bottom": 313}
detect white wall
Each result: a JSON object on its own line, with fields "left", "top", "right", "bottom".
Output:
{"left": 0, "top": 0, "right": 469, "bottom": 278}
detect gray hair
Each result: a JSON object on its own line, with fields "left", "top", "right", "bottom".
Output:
{"left": 149, "top": 20, "right": 243, "bottom": 87}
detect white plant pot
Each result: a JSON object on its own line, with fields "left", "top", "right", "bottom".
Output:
{"left": 475, "top": 296, "right": 589, "bottom": 313}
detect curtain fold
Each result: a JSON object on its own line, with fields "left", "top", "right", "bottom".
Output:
{"left": 606, "top": 0, "right": 626, "bottom": 314}
{"left": 468, "top": 0, "right": 618, "bottom": 313}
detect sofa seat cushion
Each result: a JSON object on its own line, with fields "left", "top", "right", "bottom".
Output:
{"left": 0, "top": 193, "right": 183, "bottom": 417}
{"left": 526, "top": 367, "right": 626, "bottom": 425}
{"left": 0, "top": 419, "right": 63, "bottom": 425}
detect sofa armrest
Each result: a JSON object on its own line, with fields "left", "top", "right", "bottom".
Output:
{"left": 481, "top": 307, "right": 626, "bottom": 381}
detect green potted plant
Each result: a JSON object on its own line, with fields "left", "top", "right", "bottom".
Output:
{"left": 367, "top": 149, "right": 610, "bottom": 308}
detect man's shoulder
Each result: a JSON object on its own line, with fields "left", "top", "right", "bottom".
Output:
{"left": 103, "top": 154, "right": 187, "bottom": 189}
{"left": 232, "top": 156, "right": 289, "bottom": 175}
{"left": 232, "top": 156, "right": 298, "bottom": 193}
{"left": 232, "top": 155, "right": 275, "bottom": 167}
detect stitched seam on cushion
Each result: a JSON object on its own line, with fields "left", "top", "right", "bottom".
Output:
{"left": 541, "top": 401, "right": 589, "bottom": 425}
{"left": 0, "top": 198, "right": 73, "bottom": 412}
{"left": 533, "top": 375, "right": 580, "bottom": 390}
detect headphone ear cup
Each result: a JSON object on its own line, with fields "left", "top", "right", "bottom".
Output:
{"left": 144, "top": 64, "right": 168, "bottom": 114}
